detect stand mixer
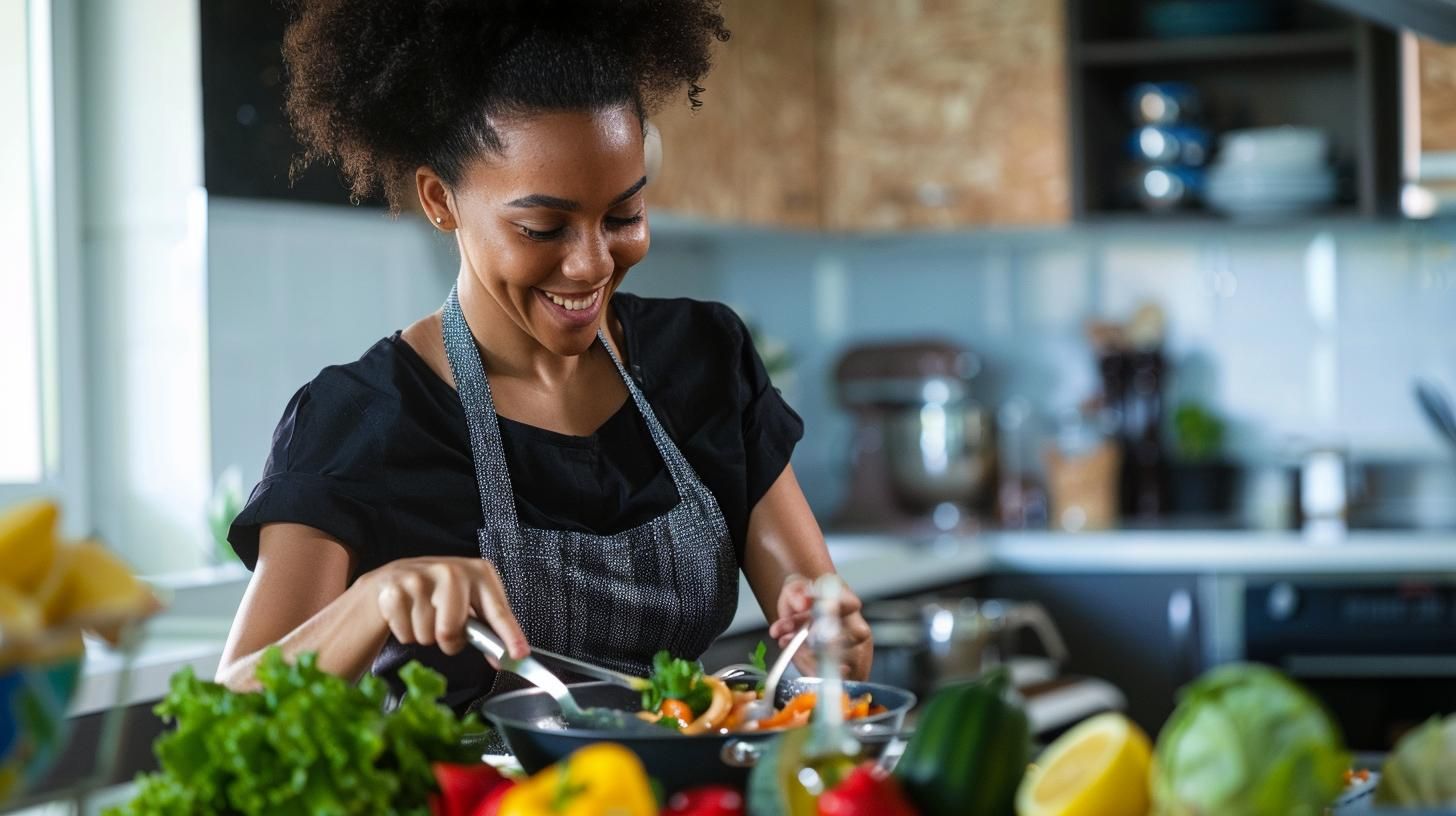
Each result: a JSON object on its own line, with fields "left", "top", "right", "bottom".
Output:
{"left": 830, "top": 340, "right": 995, "bottom": 532}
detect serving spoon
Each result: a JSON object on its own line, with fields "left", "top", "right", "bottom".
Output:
{"left": 464, "top": 619, "right": 659, "bottom": 733}
{"left": 738, "top": 625, "right": 811, "bottom": 724}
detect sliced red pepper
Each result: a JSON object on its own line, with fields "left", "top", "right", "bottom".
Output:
{"left": 431, "top": 762, "right": 508, "bottom": 816}
{"left": 663, "top": 784, "right": 746, "bottom": 815}
{"left": 817, "top": 762, "right": 918, "bottom": 816}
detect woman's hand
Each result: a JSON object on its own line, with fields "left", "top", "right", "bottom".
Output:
{"left": 767, "top": 573, "right": 874, "bottom": 680}
{"left": 361, "top": 556, "right": 529, "bottom": 664}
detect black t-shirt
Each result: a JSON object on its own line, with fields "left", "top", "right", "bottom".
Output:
{"left": 228, "top": 293, "right": 803, "bottom": 708}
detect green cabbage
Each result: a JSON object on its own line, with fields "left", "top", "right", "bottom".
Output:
{"left": 1376, "top": 714, "right": 1456, "bottom": 807}
{"left": 1151, "top": 663, "right": 1348, "bottom": 816}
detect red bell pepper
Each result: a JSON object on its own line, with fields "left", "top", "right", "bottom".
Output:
{"left": 470, "top": 780, "right": 516, "bottom": 816}
{"left": 663, "top": 785, "right": 746, "bottom": 816}
{"left": 817, "top": 763, "right": 918, "bottom": 816}
{"left": 431, "top": 762, "right": 510, "bottom": 816}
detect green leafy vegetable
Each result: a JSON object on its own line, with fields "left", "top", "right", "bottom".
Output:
{"left": 1376, "top": 714, "right": 1456, "bottom": 806}
{"left": 108, "top": 647, "right": 485, "bottom": 816}
{"left": 640, "top": 650, "right": 712, "bottom": 717}
{"left": 1151, "top": 663, "right": 1348, "bottom": 816}
{"left": 749, "top": 641, "right": 767, "bottom": 674}
{"left": 750, "top": 641, "right": 768, "bottom": 693}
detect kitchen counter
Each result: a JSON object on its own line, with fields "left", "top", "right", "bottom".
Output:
{"left": 723, "top": 528, "right": 1456, "bottom": 634}
{"left": 73, "top": 529, "right": 1456, "bottom": 716}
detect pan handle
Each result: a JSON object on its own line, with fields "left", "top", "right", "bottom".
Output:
{"left": 719, "top": 724, "right": 914, "bottom": 769}
{"left": 720, "top": 739, "right": 763, "bottom": 768}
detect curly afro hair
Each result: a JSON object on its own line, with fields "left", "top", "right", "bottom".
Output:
{"left": 281, "top": 0, "right": 730, "bottom": 211}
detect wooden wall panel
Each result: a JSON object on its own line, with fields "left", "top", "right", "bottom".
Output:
{"left": 1418, "top": 36, "right": 1456, "bottom": 154}
{"left": 820, "top": 0, "right": 1071, "bottom": 230}
{"left": 647, "top": 12, "right": 743, "bottom": 223}
{"left": 648, "top": 0, "right": 820, "bottom": 227}
{"left": 733, "top": 0, "right": 821, "bottom": 227}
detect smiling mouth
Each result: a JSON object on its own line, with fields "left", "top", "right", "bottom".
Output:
{"left": 537, "top": 287, "right": 603, "bottom": 312}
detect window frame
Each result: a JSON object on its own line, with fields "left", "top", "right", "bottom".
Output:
{"left": 0, "top": 0, "right": 91, "bottom": 536}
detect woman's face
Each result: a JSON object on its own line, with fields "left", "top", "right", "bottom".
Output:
{"left": 449, "top": 105, "right": 650, "bottom": 357}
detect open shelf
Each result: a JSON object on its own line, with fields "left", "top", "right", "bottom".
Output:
{"left": 1080, "top": 29, "right": 1357, "bottom": 66}
{"left": 1066, "top": 0, "right": 1402, "bottom": 220}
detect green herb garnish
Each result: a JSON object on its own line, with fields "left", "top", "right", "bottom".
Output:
{"left": 641, "top": 650, "right": 713, "bottom": 717}
{"left": 750, "top": 641, "right": 768, "bottom": 673}
{"left": 750, "top": 640, "right": 768, "bottom": 693}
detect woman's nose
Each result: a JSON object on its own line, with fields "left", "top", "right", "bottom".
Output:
{"left": 561, "top": 229, "right": 614, "bottom": 283}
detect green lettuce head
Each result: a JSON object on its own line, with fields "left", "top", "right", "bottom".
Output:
{"left": 1151, "top": 663, "right": 1348, "bottom": 816}
{"left": 1376, "top": 714, "right": 1456, "bottom": 807}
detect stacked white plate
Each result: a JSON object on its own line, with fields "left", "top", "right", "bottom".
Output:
{"left": 1205, "top": 127, "right": 1337, "bottom": 220}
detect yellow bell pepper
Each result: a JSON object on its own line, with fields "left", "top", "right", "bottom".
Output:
{"left": 497, "top": 743, "right": 657, "bottom": 816}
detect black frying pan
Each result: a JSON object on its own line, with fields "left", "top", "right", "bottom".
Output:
{"left": 479, "top": 677, "right": 915, "bottom": 793}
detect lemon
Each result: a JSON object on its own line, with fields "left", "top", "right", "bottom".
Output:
{"left": 0, "top": 499, "right": 59, "bottom": 592}
{"left": 39, "top": 541, "right": 158, "bottom": 638}
{"left": 0, "top": 582, "right": 43, "bottom": 642}
{"left": 1017, "top": 712, "right": 1153, "bottom": 816}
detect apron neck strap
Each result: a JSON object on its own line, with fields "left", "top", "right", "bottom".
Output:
{"left": 440, "top": 285, "right": 521, "bottom": 531}
{"left": 440, "top": 284, "right": 705, "bottom": 527}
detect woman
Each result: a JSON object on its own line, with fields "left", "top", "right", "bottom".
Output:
{"left": 218, "top": 0, "right": 872, "bottom": 712}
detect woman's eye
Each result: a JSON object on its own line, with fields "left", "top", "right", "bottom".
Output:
{"left": 519, "top": 225, "right": 565, "bottom": 241}
{"left": 605, "top": 211, "right": 645, "bottom": 230}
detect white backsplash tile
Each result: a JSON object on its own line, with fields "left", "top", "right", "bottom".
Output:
{"left": 207, "top": 200, "right": 1456, "bottom": 517}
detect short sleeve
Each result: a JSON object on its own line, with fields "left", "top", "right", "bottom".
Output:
{"left": 228, "top": 374, "right": 390, "bottom": 571}
{"left": 719, "top": 306, "right": 805, "bottom": 511}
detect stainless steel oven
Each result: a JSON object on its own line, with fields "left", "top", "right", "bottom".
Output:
{"left": 1202, "top": 574, "right": 1456, "bottom": 751}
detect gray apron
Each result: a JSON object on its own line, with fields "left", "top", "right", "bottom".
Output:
{"left": 440, "top": 286, "right": 739, "bottom": 701}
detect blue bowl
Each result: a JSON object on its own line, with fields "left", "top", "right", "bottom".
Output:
{"left": 0, "top": 655, "right": 82, "bottom": 804}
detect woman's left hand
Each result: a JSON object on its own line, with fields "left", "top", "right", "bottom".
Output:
{"left": 767, "top": 573, "right": 873, "bottom": 680}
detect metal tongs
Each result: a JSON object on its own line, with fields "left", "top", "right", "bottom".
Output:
{"left": 463, "top": 619, "right": 658, "bottom": 733}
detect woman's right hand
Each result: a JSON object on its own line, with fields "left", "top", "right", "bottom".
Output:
{"left": 361, "top": 556, "right": 529, "bottom": 663}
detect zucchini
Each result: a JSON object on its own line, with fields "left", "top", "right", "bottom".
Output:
{"left": 894, "top": 667, "right": 1031, "bottom": 816}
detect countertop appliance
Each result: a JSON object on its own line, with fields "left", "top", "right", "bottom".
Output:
{"left": 831, "top": 341, "right": 994, "bottom": 531}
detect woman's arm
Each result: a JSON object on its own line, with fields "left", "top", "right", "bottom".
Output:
{"left": 742, "top": 465, "right": 873, "bottom": 680}
{"left": 216, "top": 522, "right": 527, "bottom": 691}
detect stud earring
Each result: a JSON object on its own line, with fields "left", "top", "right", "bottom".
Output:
{"left": 434, "top": 216, "right": 443, "bottom": 225}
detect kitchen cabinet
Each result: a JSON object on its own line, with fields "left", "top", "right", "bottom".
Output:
{"left": 982, "top": 572, "right": 1200, "bottom": 735}
{"left": 648, "top": 0, "right": 820, "bottom": 228}
{"left": 649, "top": 0, "right": 1071, "bottom": 230}
{"left": 819, "top": 0, "right": 1071, "bottom": 229}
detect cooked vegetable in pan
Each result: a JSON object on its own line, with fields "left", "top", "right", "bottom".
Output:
{"left": 636, "top": 648, "right": 884, "bottom": 735}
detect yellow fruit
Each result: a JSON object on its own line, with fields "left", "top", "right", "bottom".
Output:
{"left": 0, "top": 582, "right": 43, "bottom": 642}
{"left": 40, "top": 541, "right": 158, "bottom": 638}
{"left": 1, "top": 628, "right": 84, "bottom": 669}
{"left": 1017, "top": 712, "right": 1153, "bottom": 816}
{"left": 0, "top": 499, "right": 59, "bottom": 592}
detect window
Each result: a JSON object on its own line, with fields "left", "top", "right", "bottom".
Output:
{"left": 0, "top": 0, "right": 81, "bottom": 528}
{"left": 0, "top": 0, "right": 44, "bottom": 485}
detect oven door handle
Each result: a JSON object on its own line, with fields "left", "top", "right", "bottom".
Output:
{"left": 1168, "top": 587, "right": 1199, "bottom": 689}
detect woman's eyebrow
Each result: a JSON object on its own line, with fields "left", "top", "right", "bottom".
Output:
{"left": 612, "top": 176, "right": 648, "bottom": 204}
{"left": 505, "top": 176, "right": 647, "bottom": 211}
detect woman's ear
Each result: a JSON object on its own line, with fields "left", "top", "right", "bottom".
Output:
{"left": 416, "top": 166, "right": 454, "bottom": 230}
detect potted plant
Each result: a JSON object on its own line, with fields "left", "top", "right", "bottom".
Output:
{"left": 1168, "top": 402, "right": 1236, "bottom": 519}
